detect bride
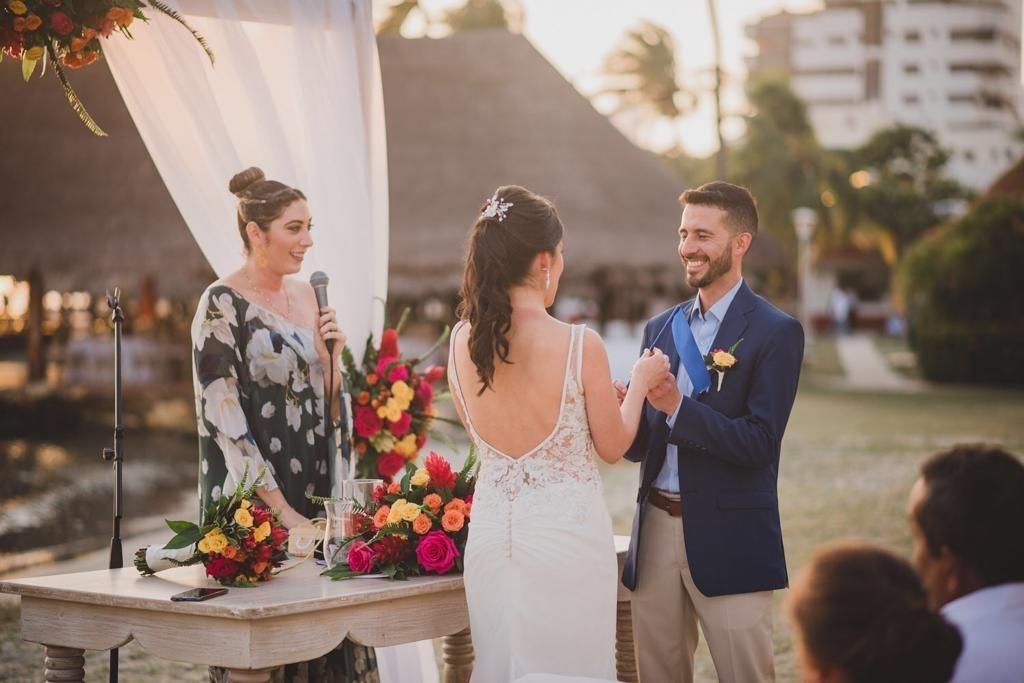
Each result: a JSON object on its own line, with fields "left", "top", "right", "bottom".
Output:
{"left": 447, "top": 185, "right": 670, "bottom": 682}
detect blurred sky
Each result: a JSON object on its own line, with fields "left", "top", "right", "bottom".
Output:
{"left": 381, "top": 0, "right": 823, "bottom": 156}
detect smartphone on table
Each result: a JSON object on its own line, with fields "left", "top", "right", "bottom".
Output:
{"left": 170, "top": 587, "right": 228, "bottom": 602}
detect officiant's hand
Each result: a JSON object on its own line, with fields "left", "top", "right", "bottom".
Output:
{"left": 647, "top": 373, "right": 682, "bottom": 416}
{"left": 317, "top": 306, "right": 347, "bottom": 361}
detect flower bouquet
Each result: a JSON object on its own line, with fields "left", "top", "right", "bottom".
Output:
{"left": 345, "top": 309, "right": 454, "bottom": 482}
{"left": 134, "top": 469, "right": 289, "bottom": 587}
{"left": 1, "top": 0, "right": 214, "bottom": 136}
{"left": 321, "top": 451, "right": 477, "bottom": 581}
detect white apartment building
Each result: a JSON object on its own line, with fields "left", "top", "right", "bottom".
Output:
{"left": 747, "top": 0, "right": 1024, "bottom": 189}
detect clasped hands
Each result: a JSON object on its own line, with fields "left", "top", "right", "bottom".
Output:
{"left": 613, "top": 348, "right": 682, "bottom": 416}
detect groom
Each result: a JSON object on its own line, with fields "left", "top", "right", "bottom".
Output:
{"left": 619, "top": 181, "right": 804, "bottom": 682}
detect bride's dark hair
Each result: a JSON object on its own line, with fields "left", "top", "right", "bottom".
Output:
{"left": 456, "top": 185, "right": 563, "bottom": 394}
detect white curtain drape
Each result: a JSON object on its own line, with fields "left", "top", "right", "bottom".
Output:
{"left": 103, "top": 0, "right": 389, "bottom": 363}
{"left": 103, "top": 4, "right": 439, "bottom": 681}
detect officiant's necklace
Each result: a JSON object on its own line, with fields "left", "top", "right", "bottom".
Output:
{"left": 243, "top": 267, "right": 291, "bottom": 318}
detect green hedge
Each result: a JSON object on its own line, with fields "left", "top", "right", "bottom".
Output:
{"left": 900, "top": 195, "right": 1024, "bottom": 386}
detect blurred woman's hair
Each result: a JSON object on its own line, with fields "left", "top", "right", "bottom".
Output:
{"left": 456, "top": 185, "right": 563, "bottom": 393}
{"left": 788, "top": 542, "right": 962, "bottom": 683}
{"left": 229, "top": 167, "right": 306, "bottom": 252}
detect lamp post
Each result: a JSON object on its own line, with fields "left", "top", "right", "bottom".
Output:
{"left": 792, "top": 207, "right": 817, "bottom": 343}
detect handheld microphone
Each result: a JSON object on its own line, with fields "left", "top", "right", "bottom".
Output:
{"left": 309, "top": 271, "right": 333, "bottom": 355}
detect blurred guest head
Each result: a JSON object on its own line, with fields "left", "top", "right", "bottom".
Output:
{"left": 677, "top": 181, "right": 757, "bottom": 290}
{"left": 788, "top": 542, "right": 962, "bottom": 683}
{"left": 457, "top": 185, "right": 564, "bottom": 393}
{"left": 908, "top": 444, "right": 1024, "bottom": 608}
{"left": 229, "top": 167, "right": 310, "bottom": 275}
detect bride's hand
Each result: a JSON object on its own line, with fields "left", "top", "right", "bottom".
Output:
{"left": 630, "top": 348, "right": 671, "bottom": 393}
{"left": 317, "top": 306, "right": 347, "bottom": 360}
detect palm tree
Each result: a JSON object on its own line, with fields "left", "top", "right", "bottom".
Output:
{"left": 707, "top": 0, "right": 727, "bottom": 177}
{"left": 599, "top": 21, "right": 696, "bottom": 150}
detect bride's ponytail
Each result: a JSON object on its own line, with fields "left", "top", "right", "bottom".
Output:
{"left": 456, "top": 185, "right": 564, "bottom": 394}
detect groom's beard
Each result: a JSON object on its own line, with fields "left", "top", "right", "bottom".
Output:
{"left": 684, "top": 244, "right": 733, "bottom": 289}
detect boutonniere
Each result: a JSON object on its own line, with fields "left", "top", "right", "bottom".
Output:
{"left": 705, "top": 339, "right": 742, "bottom": 391}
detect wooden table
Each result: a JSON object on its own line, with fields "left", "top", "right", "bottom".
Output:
{"left": 1, "top": 536, "right": 638, "bottom": 682}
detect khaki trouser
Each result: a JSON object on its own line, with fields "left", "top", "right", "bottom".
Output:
{"left": 630, "top": 500, "right": 775, "bottom": 683}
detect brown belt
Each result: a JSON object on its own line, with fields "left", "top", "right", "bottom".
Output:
{"left": 648, "top": 489, "right": 682, "bottom": 517}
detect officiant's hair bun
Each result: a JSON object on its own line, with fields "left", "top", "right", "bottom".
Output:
{"left": 788, "top": 543, "right": 962, "bottom": 683}
{"left": 228, "top": 167, "right": 307, "bottom": 252}
{"left": 458, "top": 185, "right": 563, "bottom": 394}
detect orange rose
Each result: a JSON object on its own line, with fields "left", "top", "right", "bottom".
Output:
{"left": 356, "top": 442, "right": 367, "bottom": 454}
{"left": 373, "top": 506, "right": 391, "bottom": 529}
{"left": 387, "top": 482, "right": 401, "bottom": 494}
{"left": 252, "top": 561, "right": 268, "bottom": 574}
{"left": 444, "top": 498, "right": 467, "bottom": 515}
{"left": 423, "top": 493, "right": 442, "bottom": 514}
{"left": 221, "top": 545, "right": 238, "bottom": 559}
{"left": 24, "top": 14, "right": 41, "bottom": 31}
{"left": 106, "top": 6, "right": 133, "bottom": 25}
{"left": 12, "top": 16, "right": 26, "bottom": 32}
{"left": 412, "top": 513, "right": 432, "bottom": 535}
{"left": 357, "top": 391, "right": 370, "bottom": 405}
{"left": 442, "top": 509, "right": 465, "bottom": 533}
{"left": 367, "top": 373, "right": 378, "bottom": 386}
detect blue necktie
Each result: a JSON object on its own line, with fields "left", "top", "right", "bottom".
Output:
{"left": 672, "top": 307, "right": 711, "bottom": 396}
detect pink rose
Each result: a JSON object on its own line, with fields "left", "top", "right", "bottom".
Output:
{"left": 347, "top": 540, "right": 374, "bottom": 574}
{"left": 49, "top": 11, "right": 73, "bottom": 36}
{"left": 354, "top": 406, "right": 382, "bottom": 438}
{"left": 424, "top": 365, "right": 445, "bottom": 383}
{"left": 376, "top": 451, "right": 405, "bottom": 479}
{"left": 389, "top": 411, "right": 412, "bottom": 437}
{"left": 388, "top": 364, "right": 410, "bottom": 384}
{"left": 376, "top": 355, "right": 397, "bottom": 377}
{"left": 415, "top": 381, "right": 433, "bottom": 406}
{"left": 416, "top": 530, "right": 459, "bottom": 575}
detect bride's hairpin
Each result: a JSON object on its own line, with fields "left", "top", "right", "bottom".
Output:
{"left": 481, "top": 193, "right": 513, "bottom": 222}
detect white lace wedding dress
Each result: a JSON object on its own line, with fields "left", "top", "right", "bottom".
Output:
{"left": 448, "top": 322, "right": 618, "bottom": 683}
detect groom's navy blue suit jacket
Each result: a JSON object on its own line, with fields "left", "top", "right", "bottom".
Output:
{"left": 621, "top": 282, "right": 804, "bottom": 597}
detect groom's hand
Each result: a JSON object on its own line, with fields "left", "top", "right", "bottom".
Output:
{"left": 647, "top": 374, "right": 681, "bottom": 416}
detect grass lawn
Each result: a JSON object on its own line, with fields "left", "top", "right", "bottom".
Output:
{"left": 598, "top": 378, "right": 1024, "bottom": 682}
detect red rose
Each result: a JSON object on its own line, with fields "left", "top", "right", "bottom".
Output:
{"left": 376, "top": 355, "right": 397, "bottom": 378}
{"left": 347, "top": 540, "right": 374, "bottom": 574}
{"left": 416, "top": 433, "right": 427, "bottom": 448}
{"left": 424, "top": 365, "right": 445, "bottom": 383}
{"left": 270, "top": 526, "right": 289, "bottom": 548}
{"left": 415, "top": 381, "right": 434, "bottom": 406}
{"left": 49, "top": 11, "right": 73, "bottom": 36}
{"left": 354, "top": 406, "right": 383, "bottom": 438}
{"left": 387, "top": 364, "right": 410, "bottom": 384}
{"left": 389, "top": 411, "right": 412, "bottom": 437}
{"left": 255, "top": 543, "right": 273, "bottom": 561}
{"left": 425, "top": 452, "right": 456, "bottom": 490}
{"left": 1, "top": 28, "right": 24, "bottom": 56}
{"left": 377, "top": 451, "right": 405, "bottom": 479}
{"left": 415, "top": 531, "right": 458, "bottom": 575}
{"left": 205, "top": 557, "right": 240, "bottom": 579}
{"left": 379, "top": 328, "right": 399, "bottom": 358}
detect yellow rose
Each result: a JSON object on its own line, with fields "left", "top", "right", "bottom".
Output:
{"left": 197, "top": 537, "right": 211, "bottom": 553}
{"left": 410, "top": 468, "right": 430, "bottom": 487}
{"left": 240, "top": 499, "right": 252, "bottom": 510}
{"left": 391, "top": 380, "right": 414, "bottom": 402}
{"left": 712, "top": 350, "right": 736, "bottom": 368}
{"left": 24, "top": 45, "right": 43, "bottom": 61}
{"left": 8, "top": 1, "right": 27, "bottom": 16}
{"left": 394, "top": 434, "right": 417, "bottom": 457}
{"left": 387, "top": 499, "right": 407, "bottom": 525}
{"left": 399, "top": 502, "right": 421, "bottom": 522}
{"left": 234, "top": 507, "right": 254, "bottom": 528}
{"left": 207, "top": 534, "right": 228, "bottom": 554}
{"left": 252, "top": 520, "right": 271, "bottom": 542}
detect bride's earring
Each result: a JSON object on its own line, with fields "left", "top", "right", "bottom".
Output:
{"left": 543, "top": 269, "right": 551, "bottom": 290}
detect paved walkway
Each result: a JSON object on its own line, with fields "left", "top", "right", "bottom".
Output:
{"left": 835, "top": 334, "right": 922, "bottom": 392}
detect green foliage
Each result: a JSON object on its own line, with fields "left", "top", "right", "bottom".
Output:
{"left": 900, "top": 195, "right": 1024, "bottom": 384}
{"left": 599, "top": 21, "right": 693, "bottom": 121}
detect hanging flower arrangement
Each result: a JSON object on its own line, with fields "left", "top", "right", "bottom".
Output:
{"left": 1, "top": 1, "right": 214, "bottom": 136}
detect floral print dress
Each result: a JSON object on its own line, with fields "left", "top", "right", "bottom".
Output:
{"left": 192, "top": 284, "right": 378, "bottom": 683}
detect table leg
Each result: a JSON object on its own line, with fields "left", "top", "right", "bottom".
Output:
{"left": 616, "top": 599, "right": 639, "bottom": 682}
{"left": 442, "top": 627, "right": 474, "bottom": 683}
{"left": 226, "top": 667, "right": 277, "bottom": 682}
{"left": 44, "top": 645, "right": 85, "bottom": 683}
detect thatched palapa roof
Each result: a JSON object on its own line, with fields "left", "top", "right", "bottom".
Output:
{"left": 0, "top": 30, "right": 783, "bottom": 302}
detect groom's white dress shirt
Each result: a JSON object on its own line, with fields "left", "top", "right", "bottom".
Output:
{"left": 942, "top": 582, "right": 1024, "bottom": 683}
{"left": 653, "top": 278, "right": 744, "bottom": 494}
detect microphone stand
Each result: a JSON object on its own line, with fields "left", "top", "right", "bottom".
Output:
{"left": 101, "top": 288, "right": 124, "bottom": 683}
